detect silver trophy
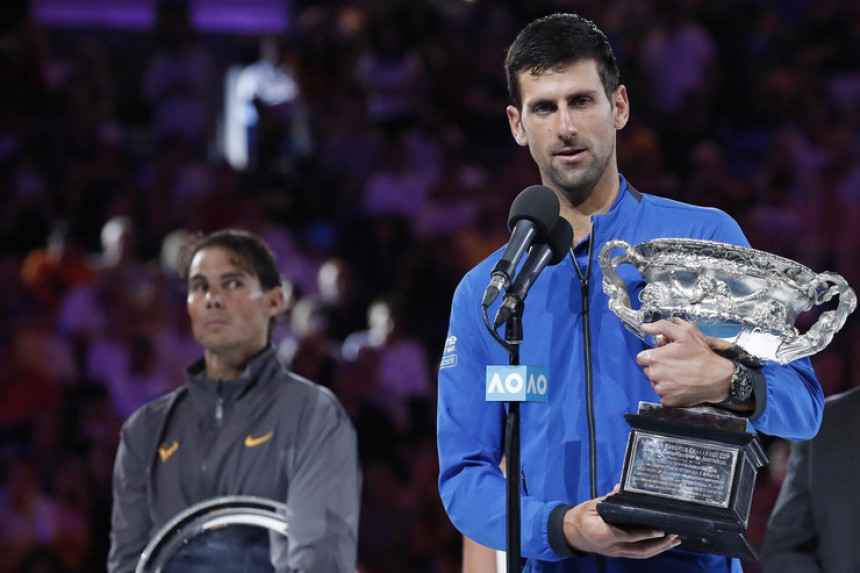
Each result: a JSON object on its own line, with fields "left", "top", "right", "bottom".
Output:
{"left": 595, "top": 238, "right": 856, "bottom": 561}
{"left": 137, "top": 496, "right": 290, "bottom": 572}
{"left": 599, "top": 238, "right": 856, "bottom": 364}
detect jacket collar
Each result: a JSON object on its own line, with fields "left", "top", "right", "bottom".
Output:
{"left": 184, "top": 345, "right": 281, "bottom": 411}
{"left": 568, "top": 174, "right": 642, "bottom": 256}
{"left": 591, "top": 173, "right": 643, "bottom": 242}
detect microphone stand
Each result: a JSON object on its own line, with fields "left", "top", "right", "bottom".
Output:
{"left": 482, "top": 294, "right": 527, "bottom": 571}
{"left": 503, "top": 307, "right": 523, "bottom": 572}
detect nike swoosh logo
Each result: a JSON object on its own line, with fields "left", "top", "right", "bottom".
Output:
{"left": 158, "top": 441, "right": 179, "bottom": 462}
{"left": 244, "top": 431, "right": 274, "bottom": 447}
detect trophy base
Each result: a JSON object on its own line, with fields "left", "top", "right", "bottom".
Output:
{"left": 597, "top": 493, "right": 759, "bottom": 561}
{"left": 595, "top": 404, "right": 767, "bottom": 561}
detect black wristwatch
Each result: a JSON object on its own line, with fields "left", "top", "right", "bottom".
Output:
{"left": 714, "top": 361, "right": 755, "bottom": 407}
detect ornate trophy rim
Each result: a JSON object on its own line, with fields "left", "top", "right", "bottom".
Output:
{"left": 631, "top": 238, "right": 815, "bottom": 276}
{"left": 599, "top": 238, "right": 857, "bottom": 364}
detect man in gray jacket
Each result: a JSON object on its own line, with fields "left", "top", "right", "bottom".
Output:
{"left": 108, "top": 229, "right": 361, "bottom": 572}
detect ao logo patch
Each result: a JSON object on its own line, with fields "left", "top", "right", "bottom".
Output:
{"left": 485, "top": 366, "right": 548, "bottom": 402}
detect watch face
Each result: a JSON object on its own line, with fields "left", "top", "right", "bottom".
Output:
{"left": 733, "top": 366, "right": 754, "bottom": 401}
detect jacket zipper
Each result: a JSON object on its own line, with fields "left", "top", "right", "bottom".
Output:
{"left": 204, "top": 380, "right": 224, "bottom": 484}
{"left": 571, "top": 226, "right": 598, "bottom": 502}
{"left": 572, "top": 223, "right": 603, "bottom": 572}
{"left": 580, "top": 272, "right": 597, "bottom": 502}
{"left": 215, "top": 379, "right": 224, "bottom": 428}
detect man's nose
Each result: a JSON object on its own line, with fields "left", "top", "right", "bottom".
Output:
{"left": 558, "top": 108, "right": 577, "bottom": 137}
{"left": 205, "top": 289, "right": 224, "bottom": 308}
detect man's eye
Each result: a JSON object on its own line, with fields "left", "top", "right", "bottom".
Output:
{"left": 190, "top": 283, "right": 207, "bottom": 293}
{"left": 534, "top": 104, "right": 554, "bottom": 114}
{"left": 226, "top": 279, "right": 242, "bottom": 289}
{"left": 573, "top": 97, "right": 592, "bottom": 108}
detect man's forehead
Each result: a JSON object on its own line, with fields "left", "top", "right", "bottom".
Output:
{"left": 189, "top": 247, "right": 255, "bottom": 278}
{"left": 521, "top": 59, "right": 600, "bottom": 85}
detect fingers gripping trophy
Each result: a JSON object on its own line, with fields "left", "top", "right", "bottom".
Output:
{"left": 596, "top": 238, "right": 857, "bottom": 560}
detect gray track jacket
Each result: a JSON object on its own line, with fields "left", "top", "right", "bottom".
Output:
{"left": 108, "top": 346, "right": 360, "bottom": 572}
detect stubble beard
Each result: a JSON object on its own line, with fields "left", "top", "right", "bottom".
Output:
{"left": 545, "top": 144, "right": 614, "bottom": 209}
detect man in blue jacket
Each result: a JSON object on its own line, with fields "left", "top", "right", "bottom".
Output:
{"left": 436, "top": 13, "right": 823, "bottom": 573}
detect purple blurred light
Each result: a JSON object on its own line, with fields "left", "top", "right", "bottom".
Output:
{"left": 31, "top": 0, "right": 290, "bottom": 33}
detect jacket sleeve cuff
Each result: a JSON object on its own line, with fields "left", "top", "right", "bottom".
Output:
{"left": 547, "top": 503, "right": 585, "bottom": 558}
{"left": 748, "top": 368, "right": 766, "bottom": 421}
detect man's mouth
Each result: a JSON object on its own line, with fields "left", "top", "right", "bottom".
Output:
{"left": 555, "top": 147, "right": 586, "bottom": 159}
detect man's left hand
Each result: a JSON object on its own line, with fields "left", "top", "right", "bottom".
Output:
{"left": 635, "top": 319, "right": 734, "bottom": 407}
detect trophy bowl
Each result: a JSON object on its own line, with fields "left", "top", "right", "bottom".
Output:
{"left": 599, "top": 238, "right": 856, "bottom": 364}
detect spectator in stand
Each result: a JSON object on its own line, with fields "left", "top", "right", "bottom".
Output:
{"left": 233, "top": 34, "right": 312, "bottom": 171}
{"left": 277, "top": 296, "right": 340, "bottom": 390}
{"left": 21, "top": 221, "right": 96, "bottom": 310}
{"left": 0, "top": 0, "right": 50, "bottom": 119}
{"left": 640, "top": 2, "right": 717, "bottom": 123}
{"left": 683, "top": 140, "right": 752, "bottom": 215}
{"left": 0, "top": 458, "right": 66, "bottom": 572}
{"left": 58, "top": 216, "right": 150, "bottom": 375}
{"left": 361, "top": 136, "right": 435, "bottom": 219}
{"left": 820, "top": 127, "right": 860, "bottom": 279}
{"left": 86, "top": 326, "right": 172, "bottom": 420}
{"left": 0, "top": 325, "right": 63, "bottom": 437}
{"left": 343, "top": 296, "right": 431, "bottom": 431}
{"left": 745, "top": 131, "right": 817, "bottom": 261}
{"left": 316, "top": 257, "right": 367, "bottom": 343}
{"left": 2, "top": 153, "right": 54, "bottom": 257}
{"left": 142, "top": 0, "right": 214, "bottom": 151}
{"left": 354, "top": 10, "right": 427, "bottom": 137}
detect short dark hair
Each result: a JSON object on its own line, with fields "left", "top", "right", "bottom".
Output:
{"left": 181, "top": 228, "right": 282, "bottom": 340}
{"left": 505, "top": 13, "right": 621, "bottom": 110}
{"left": 182, "top": 229, "right": 281, "bottom": 289}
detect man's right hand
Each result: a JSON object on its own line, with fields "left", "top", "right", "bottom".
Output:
{"left": 562, "top": 487, "right": 681, "bottom": 558}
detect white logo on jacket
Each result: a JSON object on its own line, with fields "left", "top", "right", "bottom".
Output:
{"left": 440, "top": 335, "right": 458, "bottom": 369}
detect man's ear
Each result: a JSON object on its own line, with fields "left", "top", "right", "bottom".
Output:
{"left": 613, "top": 85, "right": 630, "bottom": 130}
{"left": 507, "top": 105, "right": 529, "bottom": 147}
{"left": 266, "top": 286, "right": 286, "bottom": 318}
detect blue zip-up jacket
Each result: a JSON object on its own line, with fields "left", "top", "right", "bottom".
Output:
{"left": 437, "top": 177, "right": 823, "bottom": 572}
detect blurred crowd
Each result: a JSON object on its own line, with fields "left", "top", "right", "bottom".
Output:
{"left": 0, "top": 0, "right": 857, "bottom": 571}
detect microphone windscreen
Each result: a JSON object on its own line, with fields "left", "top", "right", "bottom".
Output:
{"left": 507, "top": 185, "right": 559, "bottom": 240}
{"left": 547, "top": 218, "right": 574, "bottom": 265}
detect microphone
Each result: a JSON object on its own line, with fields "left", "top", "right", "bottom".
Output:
{"left": 481, "top": 186, "right": 559, "bottom": 308}
{"left": 493, "top": 217, "right": 573, "bottom": 328}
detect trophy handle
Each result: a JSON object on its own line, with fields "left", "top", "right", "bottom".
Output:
{"left": 775, "top": 272, "right": 858, "bottom": 364}
{"left": 599, "top": 239, "right": 647, "bottom": 339}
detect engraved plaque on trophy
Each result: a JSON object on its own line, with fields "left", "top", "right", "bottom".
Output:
{"left": 595, "top": 239, "right": 857, "bottom": 560}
